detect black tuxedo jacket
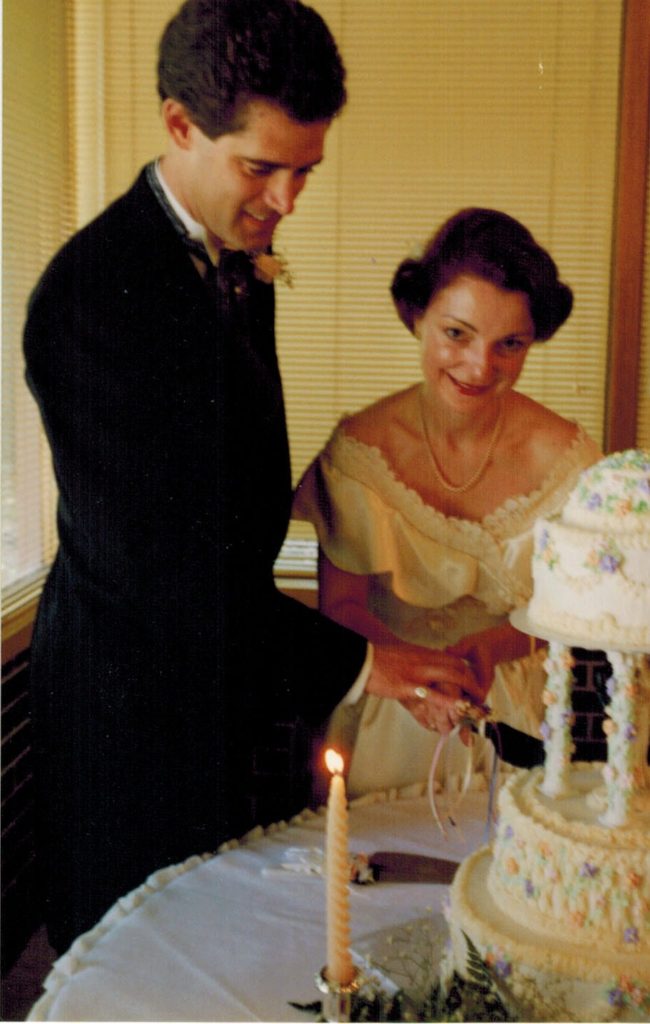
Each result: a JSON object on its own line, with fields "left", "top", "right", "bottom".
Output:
{"left": 24, "top": 167, "right": 366, "bottom": 948}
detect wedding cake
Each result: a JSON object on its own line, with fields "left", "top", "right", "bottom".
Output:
{"left": 445, "top": 450, "right": 650, "bottom": 1022}
{"left": 528, "top": 449, "right": 650, "bottom": 648}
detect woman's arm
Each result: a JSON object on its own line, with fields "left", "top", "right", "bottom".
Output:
{"left": 446, "top": 622, "right": 545, "bottom": 698}
{"left": 318, "top": 550, "right": 405, "bottom": 645}
{"left": 319, "top": 551, "right": 487, "bottom": 719}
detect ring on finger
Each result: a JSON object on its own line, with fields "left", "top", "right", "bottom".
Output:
{"left": 414, "top": 685, "right": 428, "bottom": 700}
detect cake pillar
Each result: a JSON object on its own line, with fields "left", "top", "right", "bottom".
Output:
{"left": 599, "top": 651, "right": 650, "bottom": 827}
{"left": 539, "top": 642, "right": 575, "bottom": 797}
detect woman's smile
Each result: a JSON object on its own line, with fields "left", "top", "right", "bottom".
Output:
{"left": 416, "top": 274, "right": 535, "bottom": 414}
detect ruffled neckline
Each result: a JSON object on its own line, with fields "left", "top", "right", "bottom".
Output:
{"left": 329, "top": 422, "right": 598, "bottom": 543}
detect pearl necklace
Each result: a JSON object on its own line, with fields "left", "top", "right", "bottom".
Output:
{"left": 418, "top": 386, "right": 504, "bottom": 494}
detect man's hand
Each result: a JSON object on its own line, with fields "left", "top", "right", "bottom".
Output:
{"left": 367, "top": 642, "right": 484, "bottom": 735}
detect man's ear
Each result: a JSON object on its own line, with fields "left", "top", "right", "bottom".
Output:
{"left": 161, "top": 99, "right": 195, "bottom": 149}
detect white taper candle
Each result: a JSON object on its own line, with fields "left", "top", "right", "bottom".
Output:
{"left": 324, "top": 749, "right": 354, "bottom": 987}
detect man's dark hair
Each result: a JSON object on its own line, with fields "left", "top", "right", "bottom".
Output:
{"left": 158, "top": 0, "right": 347, "bottom": 137}
{"left": 391, "top": 208, "right": 573, "bottom": 342}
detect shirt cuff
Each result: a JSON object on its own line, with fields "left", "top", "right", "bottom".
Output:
{"left": 342, "top": 642, "right": 373, "bottom": 704}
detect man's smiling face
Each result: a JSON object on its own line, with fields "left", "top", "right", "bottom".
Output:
{"left": 171, "top": 98, "right": 329, "bottom": 252}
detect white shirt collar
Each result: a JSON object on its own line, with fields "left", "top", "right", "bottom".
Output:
{"left": 154, "top": 159, "right": 220, "bottom": 265}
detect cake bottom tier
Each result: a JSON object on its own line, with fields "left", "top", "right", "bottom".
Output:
{"left": 447, "top": 848, "right": 650, "bottom": 1023}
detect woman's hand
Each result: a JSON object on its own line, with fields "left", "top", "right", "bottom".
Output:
{"left": 445, "top": 622, "right": 536, "bottom": 699}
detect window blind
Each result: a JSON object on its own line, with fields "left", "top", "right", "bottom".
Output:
{"left": 2, "top": 0, "right": 69, "bottom": 593}
{"left": 1, "top": 0, "right": 638, "bottom": 600}
{"left": 276, "top": 0, "right": 624, "bottom": 518}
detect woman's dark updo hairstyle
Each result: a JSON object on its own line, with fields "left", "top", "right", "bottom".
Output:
{"left": 391, "top": 207, "right": 573, "bottom": 341}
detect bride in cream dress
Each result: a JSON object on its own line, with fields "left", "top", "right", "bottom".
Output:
{"left": 294, "top": 208, "right": 600, "bottom": 796}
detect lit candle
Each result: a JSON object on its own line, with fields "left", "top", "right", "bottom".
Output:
{"left": 324, "top": 748, "right": 355, "bottom": 987}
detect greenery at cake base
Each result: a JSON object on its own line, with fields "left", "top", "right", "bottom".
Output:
{"left": 291, "top": 934, "right": 519, "bottom": 1022}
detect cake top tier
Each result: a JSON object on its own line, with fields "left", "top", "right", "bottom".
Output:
{"left": 562, "top": 448, "right": 650, "bottom": 532}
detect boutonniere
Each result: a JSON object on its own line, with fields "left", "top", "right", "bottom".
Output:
{"left": 252, "top": 251, "right": 294, "bottom": 287}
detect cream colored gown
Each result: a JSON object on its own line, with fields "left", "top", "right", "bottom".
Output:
{"left": 293, "top": 422, "right": 600, "bottom": 797}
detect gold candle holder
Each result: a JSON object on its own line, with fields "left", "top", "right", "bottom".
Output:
{"left": 315, "top": 966, "right": 364, "bottom": 1022}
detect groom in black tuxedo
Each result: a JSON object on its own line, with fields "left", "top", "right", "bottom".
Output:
{"left": 24, "top": 0, "right": 472, "bottom": 953}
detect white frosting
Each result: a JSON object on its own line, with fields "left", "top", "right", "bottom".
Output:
{"left": 447, "top": 767, "right": 650, "bottom": 1022}
{"left": 529, "top": 517, "right": 650, "bottom": 647}
{"left": 489, "top": 767, "right": 649, "bottom": 950}
{"left": 446, "top": 451, "right": 650, "bottom": 1021}
{"left": 448, "top": 844, "right": 650, "bottom": 1022}
{"left": 528, "top": 448, "right": 650, "bottom": 649}
{"left": 563, "top": 449, "right": 650, "bottom": 534}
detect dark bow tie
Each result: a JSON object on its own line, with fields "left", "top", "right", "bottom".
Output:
{"left": 145, "top": 162, "right": 253, "bottom": 301}
{"left": 183, "top": 237, "right": 250, "bottom": 290}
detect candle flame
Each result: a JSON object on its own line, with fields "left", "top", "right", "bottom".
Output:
{"left": 325, "top": 748, "right": 344, "bottom": 775}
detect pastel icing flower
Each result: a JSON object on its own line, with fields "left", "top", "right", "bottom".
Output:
{"left": 580, "top": 862, "right": 599, "bottom": 878}
{"left": 586, "top": 492, "right": 603, "bottom": 510}
{"left": 545, "top": 867, "right": 559, "bottom": 882}
{"left": 542, "top": 689, "right": 557, "bottom": 706}
{"left": 638, "top": 476, "right": 650, "bottom": 495}
{"left": 570, "top": 910, "right": 585, "bottom": 928}
{"left": 540, "top": 721, "right": 552, "bottom": 741}
{"left": 503, "top": 825, "right": 514, "bottom": 841}
{"left": 608, "top": 988, "right": 624, "bottom": 1008}
{"left": 603, "top": 764, "right": 614, "bottom": 783}
{"left": 538, "top": 842, "right": 552, "bottom": 860}
{"left": 600, "top": 553, "right": 621, "bottom": 572}
{"left": 505, "top": 858, "right": 519, "bottom": 876}
{"left": 602, "top": 718, "right": 617, "bottom": 736}
{"left": 560, "top": 650, "right": 575, "bottom": 669}
{"left": 494, "top": 958, "right": 512, "bottom": 979}
{"left": 524, "top": 879, "right": 535, "bottom": 897}
{"left": 623, "top": 927, "right": 639, "bottom": 945}
{"left": 561, "top": 711, "right": 575, "bottom": 726}
{"left": 614, "top": 498, "right": 632, "bottom": 516}
{"left": 586, "top": 539, "right": 623, "bottom": 573}
{"left": 605, "top": 676, "right": 617, "bottom": 698}
{"left": 624, "top": 723, "right": 637, "bottom": 741}
{"left": 630, "top": 987, "right": 646, "bottom": 1007}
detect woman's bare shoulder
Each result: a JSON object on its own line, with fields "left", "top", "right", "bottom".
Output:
{"left": 509, "top": 392, "right": 599, "bottom": 468}
{"left": 341, "top": 385, "right": 418, "bottom": 447}
{"left": 515, "top": 389, "right": 581, "bottom": 442}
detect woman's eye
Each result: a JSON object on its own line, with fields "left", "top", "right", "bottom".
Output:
{"left": 499, "top": 337, "right": 527, "bottom": 354}
{"left": 444, "top": 327, "right": 463, "bottom": 341}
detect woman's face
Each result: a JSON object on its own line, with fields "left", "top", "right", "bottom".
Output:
{"left": 415, "top": 273, "right": 535, "bottom": 413}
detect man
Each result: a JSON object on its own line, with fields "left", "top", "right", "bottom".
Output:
{"left": 24, "top": 0, "right": 475, "bottom": 953}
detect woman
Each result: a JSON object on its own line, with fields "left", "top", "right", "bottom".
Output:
{"left": 293, "top": 208, "right": 601, "bottom": 796}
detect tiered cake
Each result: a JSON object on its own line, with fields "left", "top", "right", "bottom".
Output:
{"left": 528, "top": 449, "right": 650, "bottom": 648}
{"left": 446, "top": 450, "right": 650, "bottom": 1023}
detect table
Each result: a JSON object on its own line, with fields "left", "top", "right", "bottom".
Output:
{"left": 28, "top": 783, "right": 492, "bottom": 1022}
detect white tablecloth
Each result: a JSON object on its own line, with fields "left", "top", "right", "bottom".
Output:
{"left": 28, "top": 783, "right": 492, "bottom": 1022}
